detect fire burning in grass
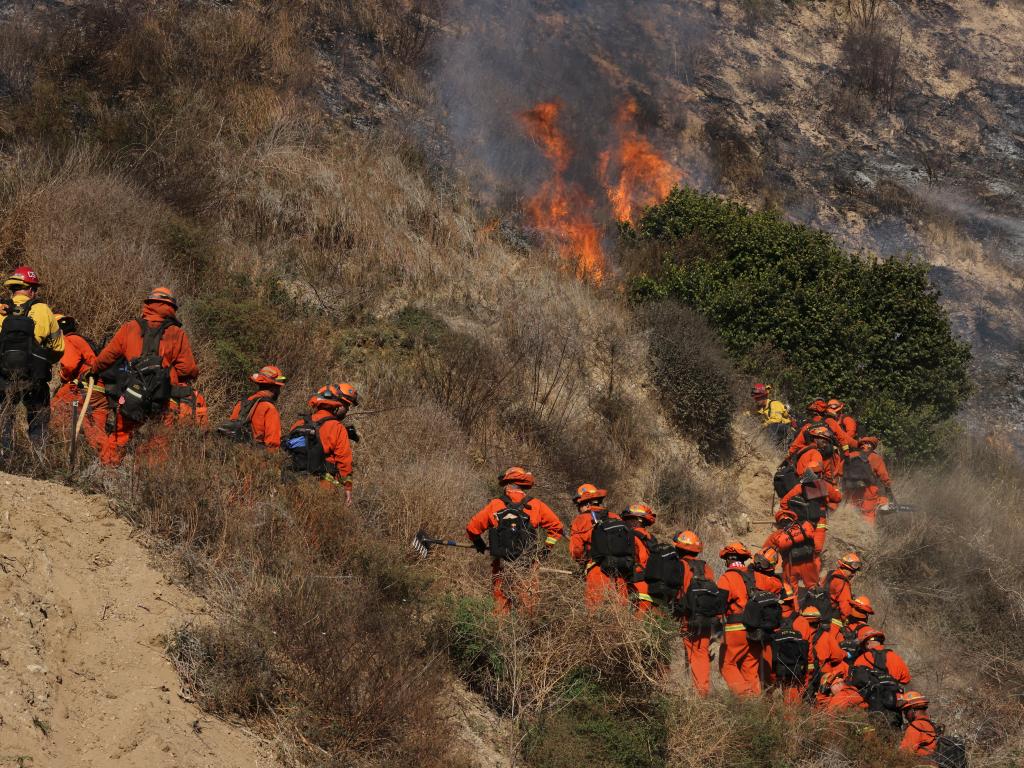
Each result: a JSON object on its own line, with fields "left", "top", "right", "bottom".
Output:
{"left": 519, "top": 98, "right": 682, "bottom": 281}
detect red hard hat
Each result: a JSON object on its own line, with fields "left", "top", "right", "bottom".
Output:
{"left": 807, "top": 399, "right": 828, "bottom": 414}
{"left": 250, "top": 365, "right": 287, "bottom": 387}
{"left": 499, "top": 466, "right": 534, "bottom": 488}
{"left": 5, "top": 265, "right": 41, "bottom": 288}
{"left": 751, "top": 383, "right": 768, "bottom": 399}
{"left": 838, "top": 552, "right": 863, "bottom": 572}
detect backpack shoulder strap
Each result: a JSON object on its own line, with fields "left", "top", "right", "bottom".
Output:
{"left": 239, "top": 395, "right": 270, "bottom": 424}
{"left": 737, "top": 567, "right": 756, "bottom": 597}
{"left": 688, "top": 558, "right": 707, "bottom": 581}
{"left": 871, "top": 649, "right": 889, "bottom": 673}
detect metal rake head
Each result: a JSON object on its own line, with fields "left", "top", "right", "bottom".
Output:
{"left": 411, "top": 529, "right": 433, "bottom": 559}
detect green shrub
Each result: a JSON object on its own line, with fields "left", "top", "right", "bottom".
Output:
{"left": 625, "top": 188, "right": 972, "bottom": 462}
{"left": 639, "top": 300, "right": 738, "bottom": 461}
{"left": 524, "top": 678, "right": 669, "bottom": 768}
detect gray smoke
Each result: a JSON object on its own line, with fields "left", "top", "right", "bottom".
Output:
{"left": 431, "top": 0, "right": 713, "bottom": 209}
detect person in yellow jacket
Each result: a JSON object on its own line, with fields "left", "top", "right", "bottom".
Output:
{"left": 0, "top": 266, "right": 64, "bottom": 453}
{"left": 751, "top": 383, "right": 791, "bottom": 447}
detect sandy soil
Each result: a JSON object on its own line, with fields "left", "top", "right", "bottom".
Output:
{"left": 0, "top": 472, "right": 275, "bottom": 768}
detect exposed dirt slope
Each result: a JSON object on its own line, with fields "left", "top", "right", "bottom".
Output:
{"left": 0, "top": 472, "right": 274, "bottom": 767}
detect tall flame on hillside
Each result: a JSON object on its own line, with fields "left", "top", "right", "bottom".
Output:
{"left": 599, "top": 99, "right": 683, "bottom": 222}
{"left": 519, "top": 101, "right": 605, "bottom": 280}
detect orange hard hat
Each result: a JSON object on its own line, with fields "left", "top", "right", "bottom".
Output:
{"left": 622, "top": 502, "right": 656, "bottom": 526}
{"left": 672, "top": 530, "right": 702, "bottom": 554}
{"left": 859, "top": 436, "right": 880, "bottom": 448}
{"left": 144, "top": 286, "right": 178, "bottom": 308}
{"left": 309, "top": 382, "right": 359, "bottom": 410}
{"left": 899, "top": 691, "right": 929, "bottom": 710}
{"left": 574, "top": 483, "right": 607, "bottom": 504}
{"left": 838, "top": 552, "right": 863, "bottom": 572}
{"left": 807, "top": 399, "right": 828, "bottom": 414}
{"left": 775, "top": 508, "right": 798, "bottom": 523}
{"left": 857, "top": 626, "right": 885, "bottom": 645}
{"left": 826, "top": 398, "right": 845, "bottom": 413}
{"left": 754, "top": 547, "right": 780, "bottom": 571}
{"left": 850, "top": 595, "right": 875, "bottom": 615}
{"left": 499, "top": 466, "right": 535, "bottom": 488}
{"left": 807, "top": 425, "right": 832, "bottom": 440}
{"left": 4, "top": 265, "right": 41, "bottom": 288}
{"left": 719, "top": 541, "right": 751, "bottom": 560}
{"left": 800, "top": 605, "right": 822, "bottom": 621}
{"left": 250, "top": 365, "right": 287, "bottom": 387}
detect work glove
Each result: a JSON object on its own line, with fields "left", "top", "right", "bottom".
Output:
{"left": 470, "top": 536, "right": 487, "bottom": 554}
{"left": 345, "top": 424, "right": 360, "bottom": 443}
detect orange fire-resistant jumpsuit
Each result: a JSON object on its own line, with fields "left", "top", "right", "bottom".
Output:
{"left": 630, "top": 527, "right": 656, "bottom": 615}
{"left": 846, "top": 449, "right": 891, "bottom": 522}
{"left": 466, "top": 488, "right": 563, "bottom": 614}
{"left": 51, "top": 332, "right": 109, "bottom": 458}
{"left": 768, "top": 608, "right": 814, "bottom": 704}
{"left": 900, "top": 715, "right": 938, "bottom": 756}
{"left": 717, "top": 563, "right": 766, "bottom": 696}
{"left": 288, "top": 409, "right": 354, "bottom": 490}
{"left": 824, "top": 568, "right": 856, "bottom": 622}
{"left": 90, "top": 302, "right": 199, "bottom": 465}
{"left": 824, "top": 415, "right": 858, "bottom": 452}
{"left": 678, "top": 555, "right": 717, "bottom": 696}
{"left": 570, "top": 508, "right": 630, "bottom": 607}
{"left": 779, "top": 480, "right": 841, "bottom": 573}
{"left": 763, "top": 519, "right": 820, "bottom": 590}
{"left": 229, "top": 390, "right": 282, "bottom": 449}
{"left": 787, "top": 416, "right": 826, "bottom": 457}
{"left": 826, "top": 646, "right": 912, "bottom": 711}
{"left": 808, "top": 622, "right": 847, "bottom": 693}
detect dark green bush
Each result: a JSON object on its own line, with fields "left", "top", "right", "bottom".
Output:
{"left": 524, "top": 678, "right": 669, "bottom": 768}
{"left": 640, "top": 300, "right": 738, "bottom": 461}
{"left": 625, "top": 188, "right": 971, "bottom": 462}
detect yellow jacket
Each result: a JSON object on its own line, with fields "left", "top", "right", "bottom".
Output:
{"left": 758, "top": 399, "right": 790, "bottom": 425}
{"left": 0, "top": 294, "right": 64, "bottom": 357}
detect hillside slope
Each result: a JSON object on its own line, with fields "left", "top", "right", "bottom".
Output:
{"left": 0, "top": 473, "right": 273, "bottom": 767}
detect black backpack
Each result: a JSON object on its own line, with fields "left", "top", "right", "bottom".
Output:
{"left": 934, "top": 733, "right": 968, "bottom": 768}
{"left": 772, "top": 444, "right": 818, "bottom": 498}
{"left": 216, "top": 396, "right": 272, "bottom": 443}
{"left": 786, "top": 493, "right": 826, "bottom": 522}
{"left": 285, "top": 415, "right": 336, "bottom": 475}
{"left": 839, "top": 623, "right": 862, "bottom": 660}
{"left": 589, "top": 514, "right": 635, "bottom": 577}
{"left": 641, "top": 538, "right": 686, "bottom": 602}
{"left": 0, "top": 298, "right": 53, "bottom": 382}
{"left": 119, "top": 318, "right": 177, "bottom": 422}
{"left": 771, "top": 616, "right": 810, "bottom": 681}
{"left": 843, "top": 452, "right": 875, "bottom": 488}
{"left": 849, "top": 649, "right": 901, "bottom": 717}
{"left": 801, "top": 578, "right": 838, "bottom": 625}
{"left": 738, "top": 569, "right": 782, "bottom": 643}
{"left": 487, "top": 496, "right": 537, "bottom": 562}
{"left": 680, "top": 558, "right": 727, "bottom": 628}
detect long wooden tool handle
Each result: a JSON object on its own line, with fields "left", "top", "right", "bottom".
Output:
{"left": 74, "top": 377, "right": 95, "bottom": 439}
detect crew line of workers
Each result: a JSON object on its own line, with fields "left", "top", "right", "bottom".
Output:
{"left": 0, "top": 267, "right": 358, "bottom": 498}
{"left": 464, "top": 465, "right": 959, "bottom": 763}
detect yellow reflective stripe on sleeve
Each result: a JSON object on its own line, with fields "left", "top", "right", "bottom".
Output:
{"left": 636, "top": 593, "right": 654, "bottom": 603}
{"left": 831, "top": 618, "right": 844, "bottom": 629}
{"left": 724, "top": 623, "right": 746, "bottom": 632}
{"left": 816, "top": 520, "right": 828, "bottom": 530}
{"left": 544, "top": 536, "right": 558, "bottom": 546}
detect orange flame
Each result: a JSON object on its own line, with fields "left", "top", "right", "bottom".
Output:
{"left": 599, "top": 98, "right": 682, "bottom": 223}
{"left": 519, "top": 101, "right": 605, "bottom": 280}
